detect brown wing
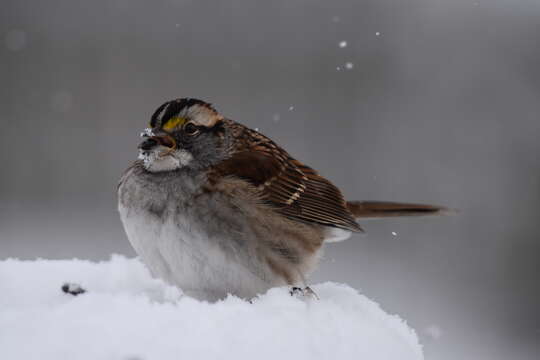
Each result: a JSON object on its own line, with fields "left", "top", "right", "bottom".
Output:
{"left": 211, "top": 122, "right": 363, "bottom": 232}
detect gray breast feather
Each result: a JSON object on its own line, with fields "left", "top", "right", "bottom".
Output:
{"left": 117, "top": 165, "right": 276, "bottom": 301}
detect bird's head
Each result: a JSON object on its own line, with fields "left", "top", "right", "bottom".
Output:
{"left": 138, "top": 98, "right": 228, "bottom": 172}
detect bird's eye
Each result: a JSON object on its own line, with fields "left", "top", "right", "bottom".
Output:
{"left": 184, "top": 123, "right": 199, "bottom": 135}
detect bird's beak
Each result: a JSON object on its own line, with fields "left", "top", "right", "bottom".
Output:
{"left": 138, "top": 134, "right": 177, "bottom": 152}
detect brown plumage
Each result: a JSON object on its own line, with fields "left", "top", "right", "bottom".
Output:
{"left": 212, "top": 120, "right": 363, "bottom": 232}
{"left": 211, "top": 120, "right": 447, "bottom": 233}
{"left": 347, "top": 201, "right": 449, "bottom": 219}
{"left": 119, "top": 97, "right": 449, "bottom": 301}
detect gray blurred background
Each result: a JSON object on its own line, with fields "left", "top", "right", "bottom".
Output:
{"left": 1, "top": 0, "right": 539, "bottom": 359}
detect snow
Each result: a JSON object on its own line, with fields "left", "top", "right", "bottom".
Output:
{"left": 345, "top": 62, "right": 354, "bottom": 70}
{"left": 139, "top": 128, "right": 154, "bottom": 138}
{"left": 0, "top": 255, "right": 424, "bottom": 360}
{"left": 339, "top": 40, "right": 348, "bottom": 48}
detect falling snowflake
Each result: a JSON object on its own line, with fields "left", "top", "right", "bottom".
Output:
{"left": 345, "top": 62, "right": 354, "bottom": 70}
{"left": 339, "top": 41, "right": 347, "bottom": 48}
{"left": 425, "top": 325, "right": 443, "bottom": 340}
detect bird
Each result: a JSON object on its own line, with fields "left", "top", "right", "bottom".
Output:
{"left": 118, "top": 98, "right": 447, "bottom": 301}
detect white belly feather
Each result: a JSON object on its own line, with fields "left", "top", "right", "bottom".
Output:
{"left": 118, "top": 203, "right": 271, "bottom": 301}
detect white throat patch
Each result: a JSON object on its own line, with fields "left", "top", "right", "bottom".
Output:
{"left": 138, "top": 149, "right": 193, "bottom": 172}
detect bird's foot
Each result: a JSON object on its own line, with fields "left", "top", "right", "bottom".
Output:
{"left": 62, "top": 282, "right": 86, "bottom": 296}
{"left": 289, "top": 286, "right": 319, "bottom": 300}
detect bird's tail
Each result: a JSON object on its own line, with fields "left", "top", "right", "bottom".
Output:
{"left": 347, "top": 201, "right": 451, "bottom": 219}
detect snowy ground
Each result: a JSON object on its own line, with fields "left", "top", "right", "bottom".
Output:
{"left": 0, "top": 256, "right": 423, "bottom": 360}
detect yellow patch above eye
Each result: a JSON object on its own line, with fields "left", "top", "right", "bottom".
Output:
{"left": 162, "top": 116, "right": 187, "bottom": 130}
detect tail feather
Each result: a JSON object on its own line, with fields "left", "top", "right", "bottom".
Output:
{"left": 347, "top": 201, "right": 451, "bottom": 219}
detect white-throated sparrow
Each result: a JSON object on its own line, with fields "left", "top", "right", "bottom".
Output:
{"left": 118, "top": 98, "right": 446, "bottom": 301}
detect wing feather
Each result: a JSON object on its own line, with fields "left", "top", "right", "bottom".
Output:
{"left": 212, "top": 123, "right": 362, "bottom": 232}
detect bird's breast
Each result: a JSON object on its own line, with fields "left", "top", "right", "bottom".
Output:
{"left": 117, "top": 167, "right": 274, "bottom": 300}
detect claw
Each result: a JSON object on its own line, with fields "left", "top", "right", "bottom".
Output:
{"left": 289, "top": 287, "right": 303, "bottom": 296}
{"left": 289, "top": 286, "right": 319, "bottom": 300}
{"left": 303, "top": 286, "right": 319, "bottom": 300}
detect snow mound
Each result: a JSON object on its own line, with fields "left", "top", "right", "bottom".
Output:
{"left": 0, "top": 255, "right": 423, "bottom": 360}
